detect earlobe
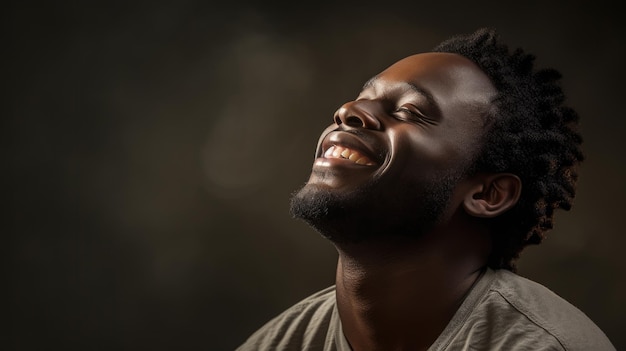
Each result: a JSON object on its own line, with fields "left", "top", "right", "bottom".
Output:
{"left": 463, "top": 174, "right": 522, "bottom": 218}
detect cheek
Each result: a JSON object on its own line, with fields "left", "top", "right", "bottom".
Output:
{"left": 391, "top": 127, "right": 465, "bottom": 177}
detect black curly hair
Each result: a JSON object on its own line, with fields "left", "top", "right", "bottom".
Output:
{"left": 432, "top": 28, "right": 584, "bottom": 271}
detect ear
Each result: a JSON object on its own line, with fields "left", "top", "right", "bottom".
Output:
{"left": 463, "top": 173, "right": 522, "bottom": 218}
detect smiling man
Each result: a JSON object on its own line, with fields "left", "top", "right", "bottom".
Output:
{"left": 236, "top": 28, "right": 615, "bottom": 351}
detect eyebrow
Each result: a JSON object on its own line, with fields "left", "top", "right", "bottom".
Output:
{"left": 362, "top": 76, "right": 378, "bottom": 90}
{"left": 362, "top": 76, "right": 440, "bottom": 116}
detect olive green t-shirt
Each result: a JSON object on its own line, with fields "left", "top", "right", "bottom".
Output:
{"left": 236, "top": 268, "right": 615, "bottom": 350}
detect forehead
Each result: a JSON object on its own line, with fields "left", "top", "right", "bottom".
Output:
{"left": 367, "top": 52, "right": 496, "bottom": 106}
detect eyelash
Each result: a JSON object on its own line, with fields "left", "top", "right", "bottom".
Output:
{"left": 394, "top": 107, "right": 424, "bottom": 122}
{"left": 396, "top": 107, "right": 418, "bottom": 115}
{"left": 394, "top": 107, "right": 437, "bottom": 126}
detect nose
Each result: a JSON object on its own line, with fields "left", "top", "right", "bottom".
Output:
{"left": 333, "top": 100, "right": 382, "bottom": 130}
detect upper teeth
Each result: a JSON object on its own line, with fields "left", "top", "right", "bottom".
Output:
{"left": 324, "top": 145, "right": 375, "bottom": 165}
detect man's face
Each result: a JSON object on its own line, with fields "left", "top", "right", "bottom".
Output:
{"left": 290, "top": 52, "right": 497, "bottom": 242}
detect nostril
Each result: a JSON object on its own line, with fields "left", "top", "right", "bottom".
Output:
{"left": 346, "top": 116, "right": 364, "bottom": 127}
{"left": 334, "top": 115, "right": 342, "bottom": 125}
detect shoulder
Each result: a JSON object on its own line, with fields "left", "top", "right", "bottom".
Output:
{"left": 235, "top": 286, "right": 338, "bottom": 351}
{"left": 477, "top": 269, "right": 615, "bottom": 351}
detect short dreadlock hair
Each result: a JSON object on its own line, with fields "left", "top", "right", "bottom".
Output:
{"left": 433, "top": 28, "right": 584, "bottom": 271}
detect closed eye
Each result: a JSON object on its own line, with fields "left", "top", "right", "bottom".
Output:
{"left": 394, "top": 105, "right": 435, "bottom": 125}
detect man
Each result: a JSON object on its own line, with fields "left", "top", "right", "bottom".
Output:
{"left": 236, "top": 28, "right": 615, "bottom": 351}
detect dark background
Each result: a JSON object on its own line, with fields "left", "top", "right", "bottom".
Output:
{"left": 5, "top": 1, "right": 625, "bottom": 350}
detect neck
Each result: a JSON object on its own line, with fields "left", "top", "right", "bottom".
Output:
{"left": 333, "top": 231, "right": 487, "bottom": 351}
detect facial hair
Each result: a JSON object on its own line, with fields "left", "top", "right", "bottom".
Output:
{"left": 289, "top": 171, "right": 462, "bottom": 244}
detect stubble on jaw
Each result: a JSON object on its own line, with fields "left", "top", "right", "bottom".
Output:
{"left": 288, "top": 171, "right": 462, "bottom": 244}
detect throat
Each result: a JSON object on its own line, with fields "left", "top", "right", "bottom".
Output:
{"left": 334, "top": 245, "right": 483, "bottom": 351}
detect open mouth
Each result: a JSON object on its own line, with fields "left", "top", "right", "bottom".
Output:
{"left": 318, "top": 130, "right": 381, "bottom": 167}
{"left": 323, "top": 145, "right": 375, "bottom": 166}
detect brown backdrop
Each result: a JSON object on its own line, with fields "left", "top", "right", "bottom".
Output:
{"left": 6, "top": 0, "right": 625, "bottom": 350}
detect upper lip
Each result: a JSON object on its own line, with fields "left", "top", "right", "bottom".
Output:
{"left": 318, "top": 130, "right": 383, "bottom": 165}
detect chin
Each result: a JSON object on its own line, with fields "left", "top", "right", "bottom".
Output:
{"left": 289, "top": 183, "right": 428, "bottom": 244}
{"left": 289, "top": 170, "right": 461, "bottom": 245}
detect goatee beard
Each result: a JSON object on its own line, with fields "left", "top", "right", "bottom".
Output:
{"left": 289, "top": 174, "right": 459, "bottom": 244}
